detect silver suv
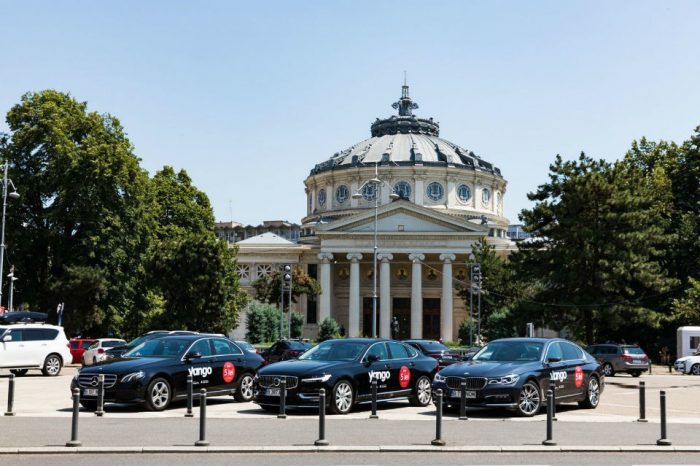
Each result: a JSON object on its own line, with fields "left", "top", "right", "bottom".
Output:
{"left": 585, "top": 344, "right": 649, "bottom": 377}
{"left": 0, "top": 323, "right": 72, "bottom": 376}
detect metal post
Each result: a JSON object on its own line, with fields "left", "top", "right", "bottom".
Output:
{"left": 459, "top": 380, "right": 468, "bottom": 420}
{"left": 657, "top": 391, "right": 671, "bottom": 446}
{"left": 279, "top": 277, "right": 284, "bottom": 339}
{"left": 431, "top": 389, "right": 445, "bottom": 446}
{"left": 314, "top": 388, "right": 329, "bottom": 446}
{"left": 278, "top": 378, "right": 287, "bottom": 419}
{"left": 637, "top": 381, "right": 647, "bottom": 422}
{"left": 95, "top": 374, "right": 104, "bottom": 417}
{"left": 185, "top": 374, "right": 194, "bottom": 417}
{"left": 4, "top": 373, "right": 15, "bottom": 416}
{"left": 8, "top": 265, "right": 15, "bottom": 312}
{"left": 66, "top": 388, "right": 82, "bottom": 447}
{"left": 476, "top": 278, "right": 481, "bottom": 345}
{"left": 287, "top": 268, "right": 293, "bottom": 339}
{"left": 195, "top": 388, "right": 209, "bottom": 446}
{"left": 542, "top": 389, "right": 556, "bottom": 446}
{"left": 469, "top": 265, "right": 473, "bottom": 346}
{"left": 372, "top": 165, "right": 378, "bottom": 339}
{"left": 369, "top": 379, "right": 378, "bottom": 419}
{"left": 0, "top": 162, "right": 9, "bottom": 309}
{"left": 548, "top": 379, "right": 557, "bottom": 421}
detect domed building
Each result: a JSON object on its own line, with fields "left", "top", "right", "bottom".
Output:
{"left": 231, "top": 84, "right": 512, "bottom": 342}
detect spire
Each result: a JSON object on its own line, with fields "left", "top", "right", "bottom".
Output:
{"left": 392, "top": 76, "right": 419, "bottom": 117}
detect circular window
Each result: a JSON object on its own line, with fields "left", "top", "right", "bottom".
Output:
{"left": 457, "top": 184, "right": 471, "bottom": 203}
{"left": 335, "top": 185, "right": 349, "bottom": 204}
{"left": 482, "top": 188, "right": 491, "bottom": 206}
{"left": 361, "top": 183, "right": 376, "bottom": 201}
{"left": 318, "top": 189, "right": 326, "bottom": 206}
{"left": 426, "top": 182, "right": 444, "bottom": 201}
{"left": 394, "top": 181, "right": 411, "bottom": 199}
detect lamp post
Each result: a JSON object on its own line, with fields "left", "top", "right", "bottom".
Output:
{"left": 7, "top": 266, "right": 17, "bottom": 312}
{"left": 352, "top": 163, "right": 399, "bottom": 338}
{"left": 468, "top": 253, "right": 481, "bottom": 346}
{"left": 0, "top": 161, "right": 20, "bottom": 311}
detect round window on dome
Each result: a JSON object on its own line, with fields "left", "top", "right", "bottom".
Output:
{"left": 457, "top": 184, "right": 471, "bottom": 203}
{"left": 318, "top": 189, "right": 326, "bottom": 207}
{"left": 394, "top": 181, "right": 411, "bottom": 200}
{"left": 426, "top": 182, "right": 444, "bottom": 201}
{"left": 361, "top": 183, "right": 376, "bottom": 201}
{"left": 335, "top": 185, "right": 349, "bottom": 204}
{"left": 482, "top": 188, "right": 491, "bottom": 206}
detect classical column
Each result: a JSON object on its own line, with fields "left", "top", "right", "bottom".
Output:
{"left": 408, "top": 253, "right": 425, "bottom": 338}
{"left": 377, "top": 253, "right": 393, "bottom": 339}
{"left": 317, "top": 252, "right": 334, "bottom": 323}
{"left": 439, "top": 254, "right": 456, "bottom": 342}
{"left": 347, "top": 253, "right": 363, "bottom": 338}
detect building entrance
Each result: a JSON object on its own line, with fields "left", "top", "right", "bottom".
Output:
{"left": 423, "top": 298, "right": 440, "bottom": 340}
{"left": 391, "top": 297, "right": 411, "bottom": 340}
{"left": 362, "top": 297, "right": 380, "bottom": 338}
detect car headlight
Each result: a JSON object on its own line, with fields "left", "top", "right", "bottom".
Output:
{"left": 433, "top": 373, "right": 446, "bottom": 383}
{"left": 301, "top": 374, "right": 331, "bottom": 383}
{"left": 488, "top": 374, "right": 520, "bottom": 385}
{"left": 121, "top": 371, "right": 145, "bottom": 383}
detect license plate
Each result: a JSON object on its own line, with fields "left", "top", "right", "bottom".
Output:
{"left": 82, "top": 388, "right": 98, "bottom": 397}
{"left": 634, "top": 359, "right": 643, "bottom": 364}
{"left": 450, "top": 389, "right": 476, "bottom": 399}
{"left": 265, "top": 388, "right": 281, "bottom": 397}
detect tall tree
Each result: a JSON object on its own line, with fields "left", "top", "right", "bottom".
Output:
{"left": 252, "top": 266, "right": 321, "bottom": 305}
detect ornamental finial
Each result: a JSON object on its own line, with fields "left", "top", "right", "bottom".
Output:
{"left": 391, "top": 75, "right": 419, "bottom": 117}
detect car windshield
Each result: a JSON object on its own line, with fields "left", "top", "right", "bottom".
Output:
{"left": 623, "top": 346, "right": 645, "bottom": 355}
{"left": 472, "top": 341, "right": 544, "bottom": 362}
{"left": 416, "top": 341, "right": 450, "bottom": 352}
{"left": 124, "top": 338, "right": 191, "bottom": 358}
{"left": 298, "top": 341, "right": 367, "bottom": 361}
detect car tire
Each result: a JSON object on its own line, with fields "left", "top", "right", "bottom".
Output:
{"left": 10, "top": 369, "right": 28, "bottom": 377}
{"left": 691, "top": 364, "right": 700, "bottom": 376}
{"left": 602, "top": 363, "right": 614, "bottom": 377}
{"left": 145, "top": 377, "right": 172, "bottom": 411}
{"left": 630, "top": 371, "right": 641, "bottom": 377}
{"left": 234, "top": 373, "right": 254, "bottom": 402}
{"left": 578, "top": 376, "right": 601, "bottom": 409}
{"left": 80, "top": 400, "right": 97, "bottom": 411}
{"left": 409, "top": 375, "right": 432, "bottom": 406}
{"left": 516, "top": 380, "right": 542, "bottom": 417}
{"left": 41, "top": 354, "right": 62, "bottom": 376}
{"left": 329, "top": 380, "right": 354, "bottom": 414}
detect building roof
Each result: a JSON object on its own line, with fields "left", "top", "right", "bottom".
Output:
{"left": 236, "top": 232, "right": 295, "bottom": 246}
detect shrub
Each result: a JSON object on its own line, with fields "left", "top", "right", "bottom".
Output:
{"left": 290, "top": 312, "right": 304, "bottom": 338}
{"left": 318, "top": 317, "right": 341, "bottom": 342}
{"left": 458, "top": 319, "right": 477, "bottom": 346}
{"left": 245, "top": 301, "right": 281, "bottom": 343}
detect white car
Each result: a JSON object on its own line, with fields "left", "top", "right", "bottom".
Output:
{"left": 81, "top": 338, "right": 126, "bottom": 366}
{"left": 674, "top": 354, "right": 700, "bottom": 375}
{"left": 0, "top": 323, "right": 72, "bottom": 376}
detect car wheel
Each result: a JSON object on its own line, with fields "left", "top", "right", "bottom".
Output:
{"left": 630, "top": 371, "right": 641, "bottom": 377}
{"left": 602, "top": 363, "right": 614, "bottom": 377}
{"left": 41, "top": 354, "right": 62, "bottom": 376}
{"left": 578, "top": 376, "right": 601, "bottom": 409}
{"left": 10, "top": 369, "right": 28, "bottom": 377}
{"left": 516, "top": 380, "right": 542, "bottom": 417}
{"left": 410, "top": 375, "right": 432, "bottom": 406}
{"left": 691, "top": 364, "right": 700, "bottom": 376}
{"left": 329, "top": 380, "right": 354, "bottom": 414}
{"left": 80, "top": 400, "right": 97, "bottom": 411}
{"left": 145, "top": 378, "right": 172, "bottom": 411}
{"left": 234, "top": 373, "right": 254, "bottom": 402}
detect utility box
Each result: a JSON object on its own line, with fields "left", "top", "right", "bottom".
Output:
{"left": 677, "top": 326, "right": 700, "bottom": 358}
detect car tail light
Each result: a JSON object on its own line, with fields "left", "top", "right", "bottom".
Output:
{"left": 642, "top": 355, "right": 648, "bottom": 360}
{"left": 621, "top": 354, "right": 632, "bottom": 361}
{"left": 97, "top": 348, "right": 105, "bottom": 354}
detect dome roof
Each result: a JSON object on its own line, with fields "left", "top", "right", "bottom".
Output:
{"left": 310, "top": 84, "right": 502, "bottom": 178}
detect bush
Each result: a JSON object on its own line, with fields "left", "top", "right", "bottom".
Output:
{"left": 245, "top": 301, "right": 281, "bottom": 343}
{"left": 290, "top": 312, "right": 304, "bottom": 338}
{"left": 458, "top": 319, "right": 477, "bottom": 346}
{"left": 318, "top": 317, "right": 341, "bottom": 342}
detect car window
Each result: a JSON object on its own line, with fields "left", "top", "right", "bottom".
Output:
{"left": 623, "top": 346, "right": 645, "bottom": 355}
{"left": 299, "top": 341, "right": 366, "bottom": 361}
{"left": 585, "top": 346, "right": 598, "bottom": 355}
{"left": 81, "top": 341, "right": 94, "bottom": 349}
{"left": 102, "top": 340, "right": 122, "bottom": 348}
{"left": 188, "top": 339, "right": 213, "bottom": 357}
{"left": 287, "top": 341, "right": 309, "bottom": 350}
{"left": 474, "top": 341, "right": 544, "bottom": 362}
{"left": 561, "top": 342, "right": 583, "bottom": 361}
{"left": 365, "top": 342, "right": 388, "bottom": 361}
{"left": 416, "top": 341, "right": 449, "bottom": 352}
{"left": 88, "top": 342, "right": 98, "bottom": 350}
{"left": 126, "top": 338, "right": 190, "bottom": 358}
{"left": 213, "top": 339, "right": 242, "bottom": 355}
{"left": 23, "top": 329, "right": 46, "bottom": 341}
{"left": 545, "top": 342, "right": 564, "bottom": 361}
{"left": 405, "top": 344, "right": 418, "bottom": 358}
{"left": 6, "top": 329, "right": 22, "bottom": 341}
{"left": 70, "top": 341, "right": 79, "bottom": 349}
{"left": 387, "top": 342, "right": 409, "bottom": 359}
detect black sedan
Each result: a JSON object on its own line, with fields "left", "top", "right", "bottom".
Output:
{"left": 254, "top": 338, "right": 438, "bottom": 414}
{"left": 432, "top": 338, "right": 603, "bottom": 417}
{"left": 404, "top": 339, "right": 460, "bottom": 369}
{"left": 261, "top": 339, "right": 313, "bottom": 363}
{"left": 104, "top": 330, "right": 200, "bottom": 360}
{"left": 71, "top": 335, "right": 264, "bottom": 411}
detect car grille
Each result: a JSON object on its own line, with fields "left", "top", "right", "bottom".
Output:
{"left": 258, "top": 375, "right": 299, "bottom": 390}
{"left": 78, "top": 374, "right": 118, "bottom": 388}
{"left": 445, "top": 376, "right": 487, "bottom": 390}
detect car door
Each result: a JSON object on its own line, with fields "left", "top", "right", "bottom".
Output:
{"left": 560, "top": 341, "right": 586, "bottom": 397}
{"left": 182, "top": 338, "right": 216, "bottom": 393}
{"left": 543, "top": 342, "right": 568, "bottom": 399}
{"left": 211, "top": 338, "right": 245, "bottom": 393}
{"left": 360, "top": 342, "right": 390, "bottom": 399}
{"left": 386, "top": 341, "right": 413, "bottom": 396}
{"left": 1, "top": 328, "right": 26, "bottom": 367}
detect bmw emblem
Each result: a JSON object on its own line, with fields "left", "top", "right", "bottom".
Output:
{"left": 273, "top": 378, "right": 281, "bottom": 387}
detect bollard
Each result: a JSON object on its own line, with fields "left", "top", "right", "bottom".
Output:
{"left": 548, "top": 379, "right": 557, "bottom": 421}
{"left": 185, "top": 374, "right": 194, "bottom": 417}
{"left": 66, "top": 388, "right": 82, "bottom": 447}
{"left": 195, "top": 388, "right": 210, "bottom": 446}
{"left": 369, "top": 379, "right": 378, "bottom": 419}
{"left": 542, "top": 389, "right": 556, "bottom": 446}
{"left": 4, "top": 374, "right": 15, "bottom": 416}
{"left": 431, "top": 389, "right": 446, "bottom": 446}
{"left": 459, "top": 379, "right": 468, "bottom": 420}
{"left": 656, "top": 391, "right": 671, "bottom": 446}
{"left": 314, "top": 388, "right": 329, "bottom": 446}
{"left": 637, "top": 381, "right": 647, "bottom": 422}
{"left": 95, "top": 374, "right": 105, "bottom": 417}
{"left": 649, "top": 361, "right": 652, "bottom": 375}
{"left": 278, "top": 378, "right": 287, "bottom": 419}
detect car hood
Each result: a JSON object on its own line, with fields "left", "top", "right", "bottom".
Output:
{"left": 78, "top": 357, "right": 174, "bottom": 374}
{"left": 258, "top": 359, "right": 355, "bottom": 377}
{"left": 437, "top": 360, "right": 542, "bottom": 377}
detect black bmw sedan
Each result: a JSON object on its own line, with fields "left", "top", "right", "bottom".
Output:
{"left": 71, "top": 335, "right": 264, "bottom": 411}
{"left": 432, "top": 338, "right": 603, "bottom": 417}
{"left": 254, "top": 338, "right": 438, "bottom": 414}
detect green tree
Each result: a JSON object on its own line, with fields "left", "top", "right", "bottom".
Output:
{"left": 671, "top": 278, "right": 700, "bottom": 325}
{"left": 290, "top": 312, "right": 304, "bottom": 338}
{"left": 252, "top": 265, "right": 321, "bottom": 304}
{"left": 245, "top": 301, "right": 281, "bottom": 343}
{"left": 318, "top": 317, "right": 340, "bottom": 342}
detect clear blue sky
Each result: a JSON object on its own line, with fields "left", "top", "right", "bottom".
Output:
{"left": 1, "top": 1, "right": 698, "bottom": 225}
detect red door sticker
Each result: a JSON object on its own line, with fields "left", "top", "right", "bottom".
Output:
{"left": 223, "top": 362, "right": 235, "bottom": 384}
{"left": 574, "top": 366, "right": 583, "bottom": 388}
{"left": 399, "top": 366, "right": 411, "bottom": 388}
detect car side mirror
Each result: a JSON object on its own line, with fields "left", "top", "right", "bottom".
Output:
{"left": 547, "top": 357, "right": 561, "bottom": 364}
{"left": 365, "top": 354, "right": 379, "bottom": 365}
{"left": 185, "top": 351, "right": 202, "bottom": 360}
{"left": 2, "top": 335, "right": 11, "bottom": 342}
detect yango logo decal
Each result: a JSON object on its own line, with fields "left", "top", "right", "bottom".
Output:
{"left": 399, "top": 366, "right": 411, "bottom": 388}
{"left": 551, "top": 370, "right": 567, "bottom": 382}
{"left": 223, "top": 362, "right": 235, "bottom": 384}
{"left": 188, "top": 366, "right": 213, "bottom": 378}
{"left": 368, "top": 370, "right": 390, "bottom": 383}
{"left": 574, "top": 366, "right": 583, "bottom": 388}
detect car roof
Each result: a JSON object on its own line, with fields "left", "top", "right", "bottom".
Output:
{"left": 156, "top": 334, "right": 225, "bottom": 342}
{"left": 491, "top": 337, "right": 571, "bottom": 344}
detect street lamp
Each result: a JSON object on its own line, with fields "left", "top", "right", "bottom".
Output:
{"left": 468, "top": 253, "right": 482, "bottom": 346}
{"left": 7, "top": 266, "right": 17, "bottom": 312}
{"left": 0, "top": 160, "right": 19, "bottom": 311}
{"left": 352, "top": 163, "right": 399, "bottom": 339}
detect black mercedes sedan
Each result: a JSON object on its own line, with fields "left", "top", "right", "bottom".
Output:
{"left": 254, "top": 338, "right": 438, "bottom": 414}
{"left": 71, "top": 335, "right": 264, "bottom": 411}
{"left": 432, "top": 338, "right": 603, "bottom": 417}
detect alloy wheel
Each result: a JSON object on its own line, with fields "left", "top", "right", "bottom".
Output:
{"left": 518, "top": 382, "right": 541, "bottom": 416}
{"left": 240, "top": 375, "right": 253, "bottom": 400}
{"left": 46, "top": 356, "right": 61, "bottom": 375}
{"left": 334, "top": 381, "right": 353, "bottom": 413}
{"left": 416, "top": 377, "right": 432, "bottom": 405}
{"left": 692, "top": 364, "right": 700, "bottom": 376}
{"left": 151, "top": 381, "right": 170, "bottom": 409}
{"left": 587, "top": 377, "right": 600, "bottom": 407}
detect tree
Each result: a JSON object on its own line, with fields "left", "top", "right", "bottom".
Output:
{"left": 245, "top": 301, "right": 281, "bottom": 343}
{"left": 318, "top": 317, "right": 341, "bottom": 342}
{"left": 252, "top": 266, "right": 321, "bottom": 304}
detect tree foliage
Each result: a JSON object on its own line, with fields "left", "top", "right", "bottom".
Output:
{"left": 252, "top": 266, "right": 321, "bottom": 304}
{"left": 245, "top": 301, "right": 282, "bottom": 344}
{"left": 318, "top": 317, "right": 340, "bottom": 342}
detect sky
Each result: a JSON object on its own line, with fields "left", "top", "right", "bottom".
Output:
{"left": 1, "top": 1, "right": 699, "bottom": 225}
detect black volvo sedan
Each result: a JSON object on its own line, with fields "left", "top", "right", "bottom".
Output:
{"left": 432, "top": 338, "right": 603, "bottom": 417}
{"left": 71, "top": 335, "right": 264, "bottom": 411}
{"left": 254, "top": 338, "right": 438, "bottom": 414}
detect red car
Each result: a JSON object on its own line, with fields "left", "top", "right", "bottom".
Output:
{"left": 69, "top": 338, "right": 96, "bottom": 364}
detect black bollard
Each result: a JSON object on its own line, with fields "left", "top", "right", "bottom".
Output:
{"left": 542, "top": 389, "right": 556, "bottom": 446}
{"left": 4, "top": 374, "right": 15, "bottom": 416}
{"left": 459, "top": 379, "right": 468, "bottom": 420}
{"left": 637, "top": 381, "right": 647, "bottom": 422}
{"left": 548, "top": 379, "right": 557, "bottom": 421}
{"left": 314, "top": 388, "right": 329, "bottom": 446}
{"left": 66, "top": 388, "right": 82, "bottom": 447}
{"left": 185, "top": 374, "right": 194, "bottom": 418}
{"left": 369, "top": 379, "right": 378, "bottom": 419}
{"left": 656, "top": 391, "right": 671, "bottom": 446}
{"left": 195, "top": 388, "right": 210, "bottom": 446}
{"left": 95, "top": 374, "right": 105, "bottom": 417}
{"left": 278, "top": 378, "right": 287, "bottom": 419}
{"left": 431, "top": 389, "right": 446, "bottom": 446}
